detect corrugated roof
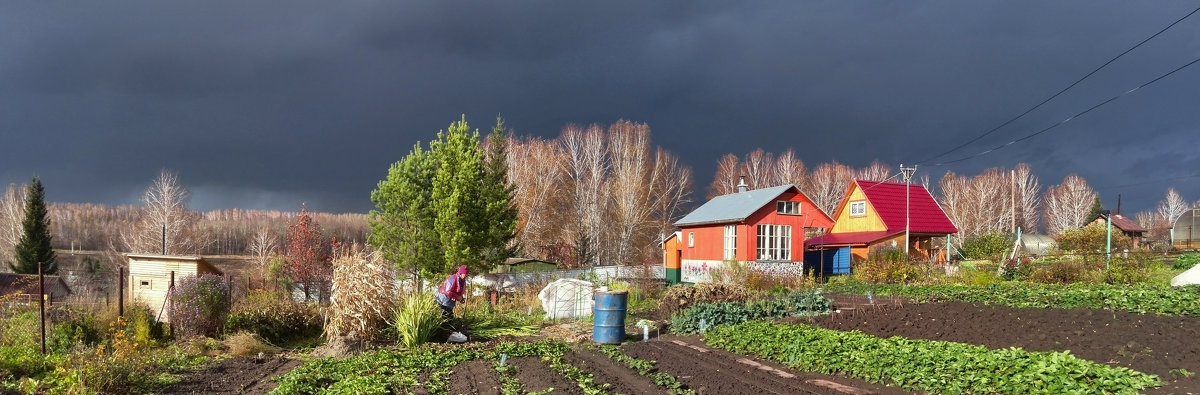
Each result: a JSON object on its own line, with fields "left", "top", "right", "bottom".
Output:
{"left": 675, "top": 184, "right": 796, "bottom": 227}
{"left": 856, "top": 180, "right": 958, "bottom": 234}
{"left": 806, "top": 231, "right": 900, "bottom": 247}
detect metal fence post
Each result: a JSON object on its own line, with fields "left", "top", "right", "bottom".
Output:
{"left": 39, "top": 264, "right": 46, "bottom": 355}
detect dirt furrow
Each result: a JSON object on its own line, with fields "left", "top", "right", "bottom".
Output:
{"left": 563, "top": 347, "right": 662, "bottom": 395}
{"left": 448, "top": 359, "right": 502, "bottom": 395}
{"left": 509, "top": 356, "right": 584, "bottom": 395}
{"left": 624, "top": 339, "right": 814, "bottom": 395}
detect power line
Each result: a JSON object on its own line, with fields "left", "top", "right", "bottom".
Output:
{"left": 932, "top": 54, "right": 1200, "bottom": 166}
{"left": 915, "top": 4, "right": 1200, "bottom": 165}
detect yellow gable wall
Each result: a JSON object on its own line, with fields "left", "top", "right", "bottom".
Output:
{"left": 830, "top": 186, "right": 886, "bottom": 233}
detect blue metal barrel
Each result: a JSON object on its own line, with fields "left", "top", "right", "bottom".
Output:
{"left": 593, "top": 290, "right": 628, "bottom": 344}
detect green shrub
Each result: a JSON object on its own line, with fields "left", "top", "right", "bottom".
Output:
{"left": 1174, "top": 253, "right": 1200, "bottom": 270}
{"left": 48, "top": 310, "right": 104, "bottom": 352}
{"left": 225, "top": 290, "right": 323, "bottom": 345}
{"left": 0, "top": 311, "right": 52, "bottom": 379}
{"left": 393, "top": 293, "right": 443, "bottom": 348}
{"left": 1056, "top": 223, "right": 1132, "bottom": 258}
{"left": 1106, "top": 257, "right": 1149, "bottom": 286}
{"left": 123, "top": 304, "right": 166, "bottom": 345}
{"left": 961, "top": 232, "right": 1012, "bottom": 262}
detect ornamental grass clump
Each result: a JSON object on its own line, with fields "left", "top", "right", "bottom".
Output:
{"left": 168, "top": 273, "right": 231, "bottom": 339}
{"left": 326, "top": 245, "right": 396, "bottom": 342}
{"left": 392, "top": 293, "right": 444, "bottom": 348}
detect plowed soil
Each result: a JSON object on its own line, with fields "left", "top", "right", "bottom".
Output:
{"left": 799, "top": 300, "right": 1200, "bottom": 394}
{"left": 160, "top": 356, "right": 301, "bottom": 394}
{"left": 562, "top": 348, "right": 661, "bottom": 394}
{"left": 447, "top": 359, "right": 502, "bottom": 394}
{"left": 509, "top": 356, "right": 582, "bottom": 394}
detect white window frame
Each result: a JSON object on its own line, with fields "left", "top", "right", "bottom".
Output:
{"left": 777, "top": 201, "right": 801, "bottom": 215}
{"left": 688, "top": 232, "right": 695, "bottom": 248}
{"left": 723, "top": 225, "right": 737, "bottom": 260}
{"left": 756, "top": 224, "right": 792, "bottom": 261}
{"left": 849, "top": 201, "right": 866, "bottom": 217}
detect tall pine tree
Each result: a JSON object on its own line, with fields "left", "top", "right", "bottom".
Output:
{"left": 11, "top": 177, "right": 56, "bottom": 274}
{"left": 478, "top": 117, "right": 519, "bottom": 267}
{"left": 429, "top": 116, "right": 485, "bottom": 274}
{"left": 370, "top": 115, "right": 519, "bottom": 279}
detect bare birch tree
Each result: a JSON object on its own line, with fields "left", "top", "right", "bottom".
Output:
{"left": 561, "top": 124, "right": 609, "bottom": 266}
{"left": 937, "top": 171, "right": 972, "bottom": 239}
{"left": 1013, "top": 163, "right": 1041, "bottom": 232}
{"left": 121, "top": 169, "right": 203, "bottom": 254}
{"left": 649, "top": 148, "right": 692, "bottom": 250}
{"left": 742, "top": 149, "right": 774, "bottom": 190}
{"left": 507, "top": 135, "right": 567, "bottom": 260}
{"left": 0, "top": 183, "right": 26, "bottom": 269}
{"left": 1156, "top": 188, "right": 1189, "bottom": 226}
{"left": 247, "top": 226, "right": 279, "bottom": 273}
{"left": 1042, "top": 174, "right": 1095, "bottom": 236}
{"left": 855, "top": 160, "right": 892, "bottom": 182}
{"left": 772, "top": 149, "right": 806, "bottom": 188}
{"left": 607, "top": 121, "right": 657, "bottom": 266}
{"left": 707, "top": 154, "right": 741, "bottom": 199}
{"left": 805, "top": 162, "right": 853, "bottom": 216}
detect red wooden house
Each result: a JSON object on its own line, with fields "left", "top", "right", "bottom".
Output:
{"left": 664, "top": 182, "right": 834, "bottom": 283}
{"left": 806, "top": 180, "right": 957, "bottom": 272}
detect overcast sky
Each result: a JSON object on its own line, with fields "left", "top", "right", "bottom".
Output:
{"left": 2, "top": 2, "right": 1198, "bottom": 216}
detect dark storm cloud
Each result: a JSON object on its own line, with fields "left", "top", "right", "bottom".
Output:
{"left": 1, "top": 1, "right": 1197, "bottom": 215}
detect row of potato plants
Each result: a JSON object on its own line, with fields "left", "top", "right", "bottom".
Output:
{"left": 271, "top": 340, "right": 637, "bottom": 394}
{"left": 825, "top": 282, "right": 1200, "bottom": 315}
{"left": 704, "top": 321, "right": 1161, "bottom": 394}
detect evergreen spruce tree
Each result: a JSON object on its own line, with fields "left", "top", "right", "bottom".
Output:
{"left": 478, "top": 116, "right": 519, "bottom": 267}
{"left": 11, "top": 177, "right": 56, "bottom": 274}
{"left": 1088, "top": 196, "right": 1105, "bottom": 221}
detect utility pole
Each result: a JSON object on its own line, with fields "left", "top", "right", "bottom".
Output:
{"left": 900, "top": 164, "right": 917, "bottom": 256}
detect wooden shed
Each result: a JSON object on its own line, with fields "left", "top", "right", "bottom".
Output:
{"left": 126, "top": 254, "right": 222, "bottom": 323}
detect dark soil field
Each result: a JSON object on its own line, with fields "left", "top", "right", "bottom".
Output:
{"left": 804, "top": 297, "right": 1200, "bottom": 394}
{"left": 160, "top": 355, "right": 300, "bottom": 394}
{"left": 163, "top": 294, "right": 1199, "bottom": 394}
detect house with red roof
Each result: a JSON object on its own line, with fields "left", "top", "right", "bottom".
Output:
{"left": 664, "top": 181, "right": 834, "bottom": 283}
{"left": 1089, "top": 213, "right": 1147, "bottom": 248}
{"left": 806, "top": 180, "right": 957, "bottom": 271}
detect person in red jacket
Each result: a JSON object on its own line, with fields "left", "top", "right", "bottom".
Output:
{"left": 435, "top": 265, "right": 469, "bottom": 320}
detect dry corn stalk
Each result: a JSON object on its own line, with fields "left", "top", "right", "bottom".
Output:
{"left": 325, "top": 244, "right": 397, "bottom": 341}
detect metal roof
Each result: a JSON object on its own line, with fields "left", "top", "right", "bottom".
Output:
{"left": 854, "top": 180, "right": 958, "bottom": 234}
{"left": 674, "top": 184, "right": 796, "bottom": 227}
{"left": 806, "top": 231, "right": 900, "bottom": 247}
